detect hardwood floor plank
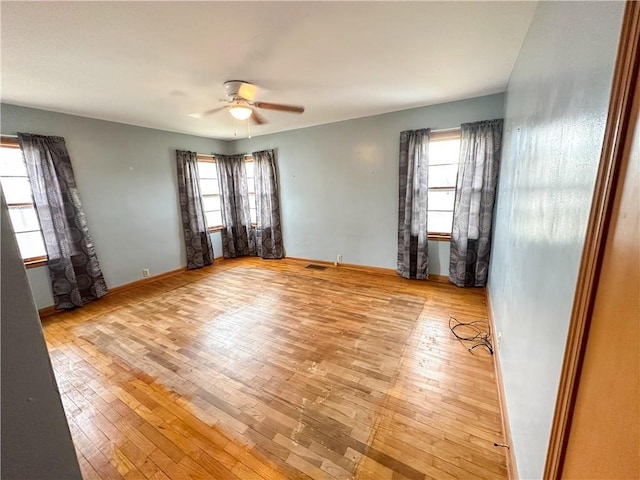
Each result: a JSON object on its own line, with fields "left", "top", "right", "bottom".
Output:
{"left": 77, "top": 452, "right": 104, "bottom": 480}
{"left": 43, "top": 257, "right": 506, "bottom": 479}
{"left": 137, "top": 423, "right": 186, "bottom": 464}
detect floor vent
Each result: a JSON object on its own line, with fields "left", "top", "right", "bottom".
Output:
{"left": 305, "top": 264, "right": 328, "bottom": 271}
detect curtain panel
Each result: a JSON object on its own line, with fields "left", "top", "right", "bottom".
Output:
{"left": 215, "top": 154, "right": 256, "bottom": 258}
{"left": 18, "top": 133, "right": 108, "bottom": 310}
{"left": 176, "top": 150, "right": 215, "bottom": 269}
{"left": 449, "top": 119, "right": 503, "bottom": 287}
{"left": 397, "top": 128, "right": 430, "bottom": 279}
{"left": 252, "top": 149, "right": 284, "bottom": 259}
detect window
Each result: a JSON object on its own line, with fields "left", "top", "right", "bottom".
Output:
{"left": 0, "top": 137, "right": 47, "bottom": 265}
{"left": 196, "top": 154, "right": 257, "bottom": 231}
{"left": 244, "top": 156, "right": 257, "bottom": 225}
{"left": 427, "top": 129, "right": 461, "bottom": 238}
{"left": 197, "top": 155, "right": 222, "bottom": 230}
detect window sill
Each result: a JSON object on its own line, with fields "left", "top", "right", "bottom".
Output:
{"left": 25, "top": 257, "right": 47, "bottom": 269}
{"left": 428, "top": 234, "right": 451, "bottom": 242}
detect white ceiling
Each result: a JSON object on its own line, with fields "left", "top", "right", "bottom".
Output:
{"left": 1, "top": 2, "right": 536, "bottom": 141}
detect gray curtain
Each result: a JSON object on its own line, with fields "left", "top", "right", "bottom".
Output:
{"left": 397, "top": 129, "right": 430, "bottom": 279}
{"left": 449, "top": 119, "right": 503, "bottom": 287}
{"left": 216, "top": 154, "right": 256, "bottom": 258}
{"left": 176, "top": 150, "right": 214, "bottom": 269}
{"left": 18, "top": 133, "right": 108, "bottom": 310}
{"left": 252, "top": 149, "right": 284, "bottom": 259}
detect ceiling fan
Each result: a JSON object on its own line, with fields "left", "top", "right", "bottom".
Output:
{"left": 193, "top": 80, "right": 305, "bottom": 125}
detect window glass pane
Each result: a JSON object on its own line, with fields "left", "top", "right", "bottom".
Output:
{"left": 205, "top": 211, "right": 222, "bottom": 228}
{"left": 246, "top": 161, "right": 255, "bottom": 194}
{"left": 250, "top": 208, "right": 257, "bottom": 225}
{"left": 428, "top": 211, "right": 454, "bottom": 234}
{"left": 15, "top": 231, "right": 46, "bottom": 259}
{"left": 429, "top": 139, "right": 460, "bottom": 166}
{"left": 8, "top": 205, "right": 40, "bottom": 232}
{"left": 0, "top": 176, "right": 34, "bottom": 203}
{"left": 197, "top": 161, "right": 217, "bottom": 179}
{"left": 0, "top": 148, "right": 28, "bottom": 176}
{"left": 199, "top": 179, "right": 219, "bottom": 195}
{"left": 245, "top": 161, "right": 254, "bottom": 178}
{"left": 202, "top": 195, "right": 220, "bottom": 212}
{"left": 428, "top": 190, "right": 455, "bottom": 212}
{"left": 428, "top": 164, "right": 458, "bottom": 188}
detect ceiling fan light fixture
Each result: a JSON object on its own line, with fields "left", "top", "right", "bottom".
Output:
{"left": 228, "top": 105, "right": 253, "bottom": 120}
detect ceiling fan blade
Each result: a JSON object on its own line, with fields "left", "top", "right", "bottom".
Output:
{"left": 254, "top": 101, "right": 304, "bottom": 114}
{"left": 201, "top": 106, "right": 227, "bottom": 116}
{"left": 251, "top": 110, "right": 267, "bottom": 125}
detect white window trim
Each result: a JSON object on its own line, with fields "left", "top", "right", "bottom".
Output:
{"left": 427, "top": 128, "right": 461, "bottom": 240}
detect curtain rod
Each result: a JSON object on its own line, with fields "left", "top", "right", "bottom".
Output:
{"left": 201, "top": 153, "right": 253, "bottom": 159}
{"left": 1, "top": 134, "right": 18, "bottom": 138}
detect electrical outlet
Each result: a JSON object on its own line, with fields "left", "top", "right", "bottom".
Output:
{"left": 142, "top": 268, "right": 150, "bottom": 278}
{"left": 497, "top": 331, "right": 502, "bottom": 349}
{"left": 337, "top": 254, "right": 343, "bottom": 264}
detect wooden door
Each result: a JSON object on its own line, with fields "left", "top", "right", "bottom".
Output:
{"left": 562, "top": 66, "right": 639, "bottom": 479}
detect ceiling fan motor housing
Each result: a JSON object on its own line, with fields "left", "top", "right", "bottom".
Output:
{"left": 224, "top": 80, "right": 252, "bottom": 99}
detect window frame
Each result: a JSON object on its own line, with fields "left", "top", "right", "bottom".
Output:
{"left": 243, "top": 154, "right": 257, "bottom": 227}
{"left": 196, "top": 154, "right": 257, "bottom": 233}
{"left": 427, "top": 128, "right": 461, "bottom": 241}
{"left": 196, "top": 154, "right": 223, "bottom": 233}
{"left": 0, "top": 136, "right": 48, "bottom": 268}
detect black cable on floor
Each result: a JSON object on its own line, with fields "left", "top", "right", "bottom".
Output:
{"left": 449, "top": 316, "right": 494, "bottom": 355}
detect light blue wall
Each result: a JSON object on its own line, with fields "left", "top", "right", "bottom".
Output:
{"left": 488, "top": 2, "right": 624, "bottom": 478}
{"left": 4, "top": 95, "right": 504, "bottom": 307}
{"left": 233, "top": 94, "right": 505, "bottom": 272}
{"left": 1, "top": 104, "right": 230, "bottom": 308}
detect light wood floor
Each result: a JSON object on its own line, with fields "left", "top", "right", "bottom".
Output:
{"left": 43, "top": 257, "right": 507, "bottom": 480}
